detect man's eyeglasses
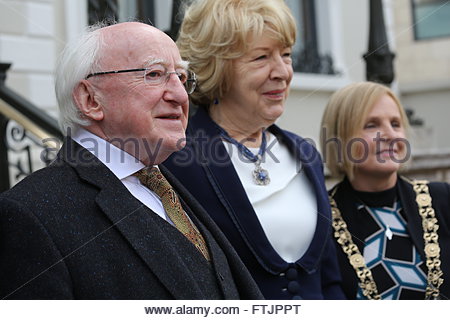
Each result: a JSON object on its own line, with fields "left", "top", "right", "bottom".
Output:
{"left": 85, "top": 64, "right": 197, "bottom": 94}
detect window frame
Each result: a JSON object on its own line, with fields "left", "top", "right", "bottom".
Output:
{"left": 411, "top": 0, "right": 450, "bottom": 41}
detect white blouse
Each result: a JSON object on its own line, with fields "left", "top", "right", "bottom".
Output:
{"left": 223, "top": 132, "right": 318, "bottom": 262}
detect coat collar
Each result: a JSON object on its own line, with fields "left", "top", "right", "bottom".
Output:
{"left": 331, "top": 177, "right": 375, "bottom": 250}
{"left": 56, "top": 137, "right": 214, "bottom": 299}
{"left": 188, "top": 108, "right": 332, "bottom": 273}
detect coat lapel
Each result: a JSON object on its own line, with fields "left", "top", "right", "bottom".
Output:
{"left": 160, "top": 164, "right": 263, "bottom": 299}
{"left": 58, "top": 138, "right": 206, "bottom": 299}
{"left": 331, "top": 178, "right": 370, "bottom": 251}
{"left": 268, "top": 126, "right": 333, "bottom": 271}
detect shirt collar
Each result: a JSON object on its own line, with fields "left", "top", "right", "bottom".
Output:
{"left": 72, "top": 128, "right": 145, "bottom": 180}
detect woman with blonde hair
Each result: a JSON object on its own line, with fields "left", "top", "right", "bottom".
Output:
{"left": 321, "top": 81, "right": 450, "bottom": 299}
{"left": 164, "top": 0, "right": 344, "bottom": 299}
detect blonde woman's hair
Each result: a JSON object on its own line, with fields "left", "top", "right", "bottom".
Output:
{"left": 177, "top": 0, "right": 296, "bottom": 106}
{"left": 320, "top": 81, "right": 410, "bottom": 180}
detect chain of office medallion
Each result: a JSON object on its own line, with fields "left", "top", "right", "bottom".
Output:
{"left": 407, "top": 178, "right": 443, "bottom": 299}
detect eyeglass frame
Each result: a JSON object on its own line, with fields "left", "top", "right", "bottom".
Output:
{"left": 85, "top": 68, "right": 197, "bottom": 94}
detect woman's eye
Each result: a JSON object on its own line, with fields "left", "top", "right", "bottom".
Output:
{"left": 255, "top": 55, "right": 267, "bottom": 61}
{"left": 392, "top": 121, "right": 401, "bottom": 128}
{"left": 364, "top": 122, "right": 376, "bottom": 129}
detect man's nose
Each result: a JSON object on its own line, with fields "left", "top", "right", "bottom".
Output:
{"left": 164, "top": 73, "right": 189, "bottom": 104}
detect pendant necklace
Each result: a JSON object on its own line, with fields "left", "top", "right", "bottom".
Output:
{"left": 217, "top": 126, "right": 270, "bottom": 186}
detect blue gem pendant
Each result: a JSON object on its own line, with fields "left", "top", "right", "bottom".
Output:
{"left": 252, "top": 157, "right": 270, "bottom": 186}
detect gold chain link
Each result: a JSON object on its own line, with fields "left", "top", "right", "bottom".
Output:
{"left": 329, "top": 195, "right": 380, "bottom": 299}
{"left": 409, "top": 179, "right": 444, "bottom": 299}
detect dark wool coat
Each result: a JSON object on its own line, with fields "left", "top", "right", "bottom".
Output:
{"left": 0, "top": 138, "right": 263, "bottom": 300}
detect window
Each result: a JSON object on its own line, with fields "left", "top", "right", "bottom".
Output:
{"left": 412, "top": 0, "right": 450, "bottom": 40}
{"left": 87, "top": 0, "right": 119, "bottom": 25}
{"left": 285, "top": 0, "right": 336, "bottom": 74}
{"left": 117, "top": 0, "right": 180, "bottom": 39}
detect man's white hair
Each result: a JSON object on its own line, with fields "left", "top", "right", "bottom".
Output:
{"left": 54, "top": 22, "right": 109, "bottom": 134}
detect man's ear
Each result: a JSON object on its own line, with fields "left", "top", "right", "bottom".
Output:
{"left": 73, "top": 80, "right": 104, "bottom": 121}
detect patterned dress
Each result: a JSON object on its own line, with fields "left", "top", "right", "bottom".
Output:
{"left": 353, "top": 187, "right": 427, "bottom": 299}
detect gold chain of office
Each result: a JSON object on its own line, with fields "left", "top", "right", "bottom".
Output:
{"left": 329, "top": 178, "right": 443, "bottom": 300}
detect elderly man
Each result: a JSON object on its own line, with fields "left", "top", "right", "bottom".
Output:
{"left": 0, "top": 22, "right": 262, "bottom": 299}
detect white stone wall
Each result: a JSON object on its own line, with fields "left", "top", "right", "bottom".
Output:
{"left": 1, "top": 0, "right": 449, "bottom": 184}
{"left": 391, "top": 0, "right": 450, "bottom": 151}
{"left": 393, "top": 0, "right": 450, "bottom": 85}
{"left": 278, "top": 78, "right": 348, "bottom": 146}
{"left": 0, "top": 0, "right": 58, "bottom": 115}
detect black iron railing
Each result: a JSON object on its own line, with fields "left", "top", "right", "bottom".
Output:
{"left": 0, "top": 63, "right": 63, "bottom": 192}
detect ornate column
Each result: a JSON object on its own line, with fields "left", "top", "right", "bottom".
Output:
{"left": 363, "top": 0, "right": 396, "bottom": 85}
{"left": 166, "top": 0, "right": 183, "bottom": 40}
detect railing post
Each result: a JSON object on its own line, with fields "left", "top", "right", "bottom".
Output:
{"left": 0, "top": 113, "right": 10, "bottom": 192}
{"left": 0, "top": 63, "right": 11, "bottom": 83}
{"left": 0, "top": 63, "right": 12, "bottom": 192}
{"left": 166, "top": 0, "right": 183, "bottom": 40}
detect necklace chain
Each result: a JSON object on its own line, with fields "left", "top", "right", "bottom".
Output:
{"left": 216, "top": 124, "right": 271, "bottom": 185}
{"left": 330, "top": 178, "right": 443, "bottom": 300}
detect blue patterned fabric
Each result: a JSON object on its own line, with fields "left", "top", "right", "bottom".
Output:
{"left": 356, "top": 201, "right": 427, "bottom": 299}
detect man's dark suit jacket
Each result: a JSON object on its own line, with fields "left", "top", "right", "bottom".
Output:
{"left": 0, "top": 138, "right": 263, "bottom": 299}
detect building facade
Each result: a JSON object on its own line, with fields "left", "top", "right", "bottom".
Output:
{"left": 1, "top": 0, "right": 450, "bottom": 185}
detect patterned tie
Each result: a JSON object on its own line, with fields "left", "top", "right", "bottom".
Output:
{"left": 135, "top": 167, "right": 210, "bottom": 261}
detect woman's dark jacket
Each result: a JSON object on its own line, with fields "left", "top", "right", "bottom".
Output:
{"left": 164, "top": 107, "right": 345, "bottom": 299}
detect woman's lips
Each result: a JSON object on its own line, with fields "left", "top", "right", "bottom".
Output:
{"left": 377, "top": 149, "right": 398, "bottom": 157}
{"left": 263, "top": 89, "right": 285, "bottom": 99}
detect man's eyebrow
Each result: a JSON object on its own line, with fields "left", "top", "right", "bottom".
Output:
{"left": 177, "top": 60, "right": 189, "bottom": 70}
{"left": 143, "top": 58, "right": 164, "bottom": 68}
{"left": 142, "top": 58, "right": 189, "bottom": 70}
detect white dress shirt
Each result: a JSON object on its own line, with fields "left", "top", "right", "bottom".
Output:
{"left": 72, "top": 128, "right": 170, "bottom": 222}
